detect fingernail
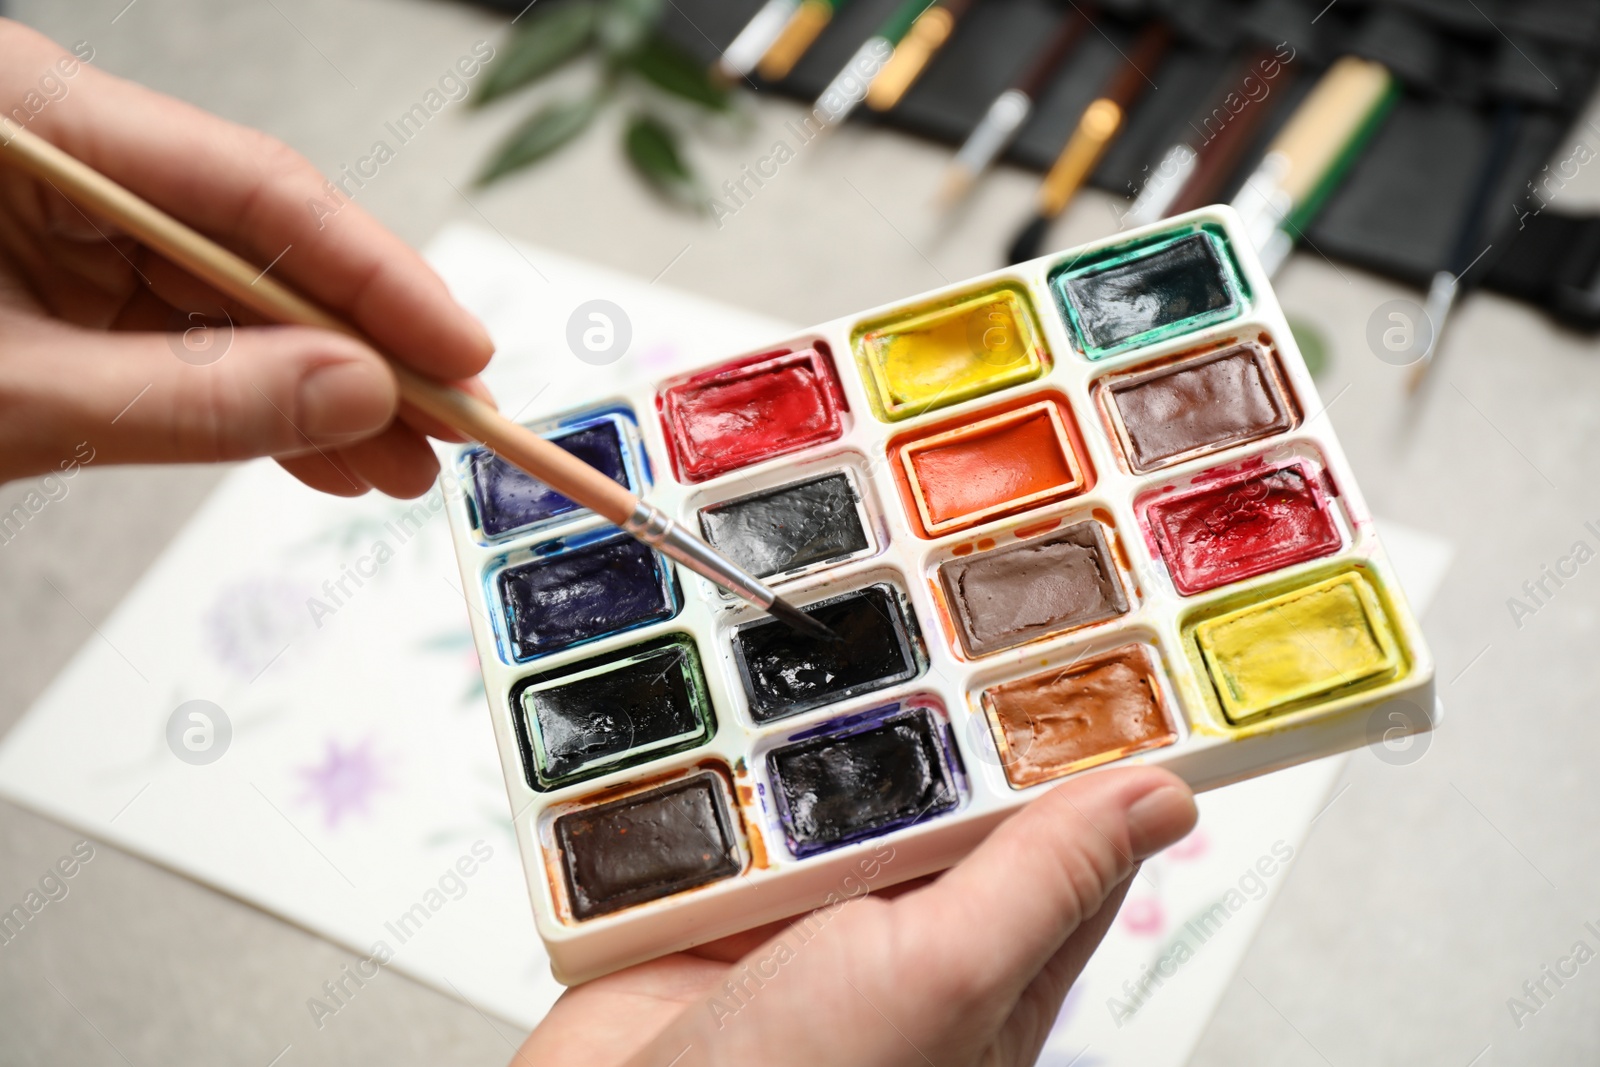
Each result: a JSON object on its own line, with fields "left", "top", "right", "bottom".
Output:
{"left": 1126, "top": 785, "right": 1197, "bottom": 861}
{"left": 297, "top": 360, "right": 394, "bottom": 441}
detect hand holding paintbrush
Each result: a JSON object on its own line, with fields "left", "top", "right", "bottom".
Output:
{"left": 0, "top": 25, "right": 493, "bottom": 499}
{"left": 0, "top": 25, "right": 827, "bottom": 638}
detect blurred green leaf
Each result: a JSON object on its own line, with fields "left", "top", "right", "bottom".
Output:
{"left": 623, "top": 113, "right": 701, "bottom": 205}
{"left": 627, "top": 34, "right": 729, "bottom": 110}
{"left": 474, "top": 1, "right": 600, "bottom": 107}
{"left": 597, "top": 0, "right": 663, "bottom": 57}
{"left": 1288, "top": 314, "right": 1331, "bottom": 378}
{"left": 476, "top": 93, "right": 604, "bottom": 185}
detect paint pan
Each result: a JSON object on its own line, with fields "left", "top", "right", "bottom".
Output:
{"left": 1141, "top": 460, "right": 1342, "bottom": 595}
{"left": 1187, "top": 569, "right": 1406, "bottom": 724}
{"left": 510, "top": 634, "right": 715, "bottom": 791}
{"left": 466, "top": 409, "right": 642, "bottom": 541}
{"left": 493, "top": 532, "right": 678, "bottom": 662}
{"left": 658, "top": 345, "right": 847, "bottom": 482}
{"left": 731, "top": 583, "right": 922, "bottom": 722}
{"left": 1052, "top": 224, "right": 1247, "bottom": 359}
{"left": 980, "top": 644, "right": 1176, "bottom": 788}
{"left": 766, "top": 703, "right": 959, "bottom": 856}
{"left": 442, "top": 206, "right": 1435, "bottom": 984}
{"left": 938, "top": 520, "right": 1128, "bottom": 656}
{"left": 554, "top": 769, "right": 744, "bottom": 920}
{"left": 852, "top": 285, "right": 1049, "bottom": 421}
{"left": 698, "top": 469, "right": 873, "bottom": 586}
{"left": 1098, "top": 339, "right": 1296, "bottom": 473}
{"left": 892, "top": 396, "right": 1089, "bottom": 537}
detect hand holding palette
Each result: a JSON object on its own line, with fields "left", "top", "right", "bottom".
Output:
{"left": 444, "top": 207, "right": 1435, "bottom": 984}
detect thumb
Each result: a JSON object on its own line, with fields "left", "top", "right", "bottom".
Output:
{"left": 1, "top": 320, "right": 397, "bottom": 477}
{"left": 897, "top": 766, "right": 1196, "bottom": 1004}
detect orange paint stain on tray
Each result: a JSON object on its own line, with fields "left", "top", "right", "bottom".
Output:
{"left": 890, "top": 394, "right": 1093, "bottom": 538}
{"left": 1013, "top": 517, "right": 1063, "bottom": 540}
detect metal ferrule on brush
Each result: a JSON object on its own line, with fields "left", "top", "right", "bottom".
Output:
{"left": 623, "top": 500, "right": 776, "bottom": 608}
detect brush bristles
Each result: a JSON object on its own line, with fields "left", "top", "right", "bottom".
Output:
{"left": 766, "top": 597, "right": 841, "bottom": 642}
{"left": 1007, "top": 214, "right": 1050, "bottom": 266}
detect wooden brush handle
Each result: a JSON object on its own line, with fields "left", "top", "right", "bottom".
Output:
{"left": 1265, "top": 56, "right": 1392, "bottom": 204}
{"left": 0, "top": 117, "right": 638, "bottom": 525}
{"left": 1036, "top": 22, "right": 1169, "bottom": 217}
{"left": 393, "top": 365, "right": 636, "bottom": 524}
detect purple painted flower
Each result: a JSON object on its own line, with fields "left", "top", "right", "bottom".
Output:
{"left": 202, "top": 576, "right": 315, "bottom": 679}
{"left": 296, "top": 737, "right": 391, "bottom": 829}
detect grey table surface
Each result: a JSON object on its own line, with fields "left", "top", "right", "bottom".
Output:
{"left": 3, "top": 1, "right": 1600, "bottom": 1064}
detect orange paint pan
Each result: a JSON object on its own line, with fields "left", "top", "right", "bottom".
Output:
{"left": 891, "top": 395, "right": 1091, "bottom": 537}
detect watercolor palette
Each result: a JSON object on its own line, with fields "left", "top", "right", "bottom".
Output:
{"left": 444, "top": 207, "right": 1435, "bottom": 983}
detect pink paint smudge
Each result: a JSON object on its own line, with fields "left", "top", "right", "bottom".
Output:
{"left": 1163, "top": 826, "right": 1210, "bottom": 862}
{"left": 1120, "top": 895, "right": 1165, "bottom": 936}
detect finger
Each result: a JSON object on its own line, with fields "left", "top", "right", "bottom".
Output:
{"left": 335, "top": 421, "right": 440, "bottom": 499}
{"left": 0, "top": 182, "right": 140, "bottom": 302}
{"left": 38, "top": 228, "right": 141, "bottom": 302}
{"left": 865, "top": 874, "right": 938, "bottom": 901}
{"left": 684, "top": 918, "right": 803, "bottom": 965}
{"left": 0, "top": 198, "right": 96, "bottom": 317}
{"left": 132, "top": 251, "right": 493, "bottom": 449}
{"left": 126, "top": 252, "right": 497, "bottom": 446}
{"left": 894, "top": 767, "right": 1195, "bottom": 1005}
{"left": 106, "top": 282, "right": 176, "bottom": 331}
{"left": 276, "top": 452, "right": 371, "bottom": 497}
{"left": 0, "top": 319, "right": 397, "bottom": 478}
{"left": 1036, "top": 869, "right": 1136, "bottom": 995}
{"left": 105, "top": 240, "right": 492, "bottom": 456}
{"left": 398, "top": 372, "right": 497, "bottom": 445}
{"left": 0, "top": 23, "right": 495, "bottom": 382}
{"left": 0, "top": 159, "right": 126, "bottom": 243}
{"left": 682, "top": 862, "right": 935, "bottom": 965}
{"left": 683, "top": 867, "right": 938, "bottom": 968}
{"left": 133, "top": 246, "right": 273, "bottom": 327}
{"left": 994, "top": 874, "right": 1138, "bottom": 1067}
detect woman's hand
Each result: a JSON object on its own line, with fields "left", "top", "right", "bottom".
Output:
{"left": 519, "top": 766, "right": 1198, "bottom": 1067}
{"left": 0, "top": 20, "right": 493, "bottom": 497}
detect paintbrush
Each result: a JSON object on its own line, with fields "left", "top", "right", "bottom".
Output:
{"left": 1123, "top": 45, "right": 1295, "bottom": 228}
{"left": 809, "top": 0, "right": 938, "bottom": 128}
{"left": 862, "top": 0, "right": 972, "bottom": 113}
{"left": 757, "top": 0, "right": 845, "bottom": 81}
{"left": 0, "top": 118, "right": 836, "bottom": 643}
{"left": 1228, "top": 55, "right": 1395, "bottom": 276}
{"left": 937, "top": 6, "right": 1089, "bottom": 207}
{"left": 1407, "top": 102, "right": 1521, "bottom": 395}
{"left": 1006, "top": 20, "right": 1171, "bottom": 265}
{"left": 716, "top": 0, "right": 807, "bottom": 84}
